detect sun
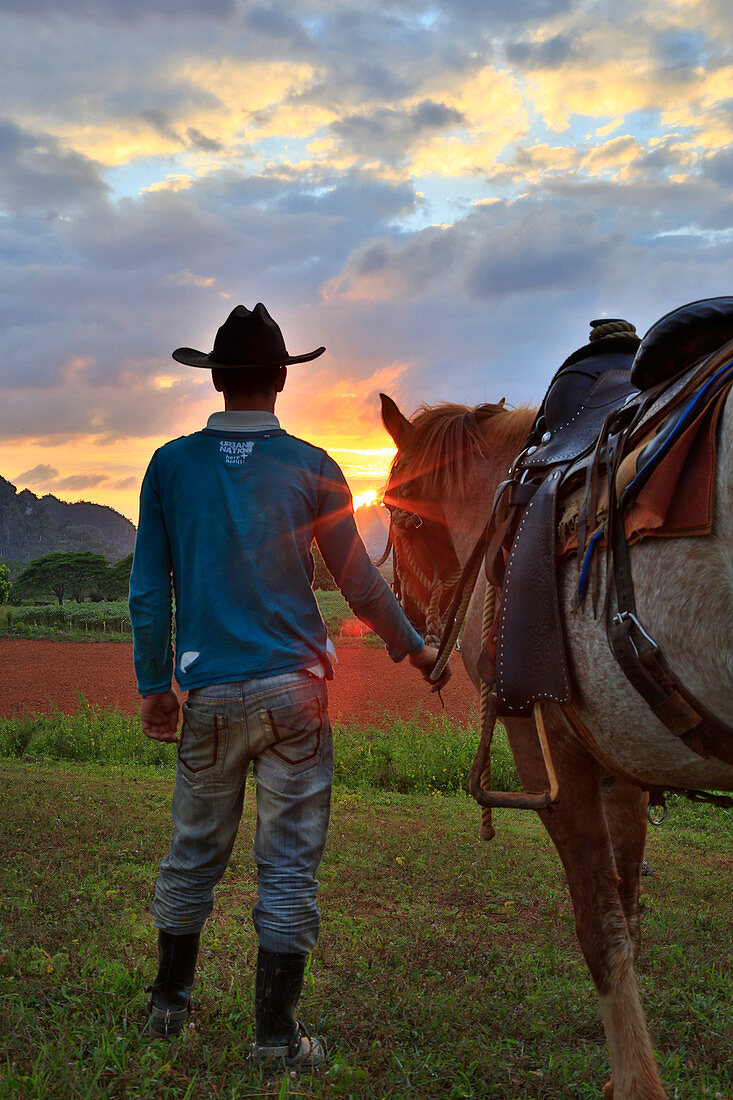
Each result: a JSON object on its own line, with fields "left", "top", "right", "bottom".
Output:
{"left": 352, "top": 489, "right": 378, "bottom": 510}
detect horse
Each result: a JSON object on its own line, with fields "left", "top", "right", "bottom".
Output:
{"left": 378, "top": 372, "right": 733, "bottom": 1099}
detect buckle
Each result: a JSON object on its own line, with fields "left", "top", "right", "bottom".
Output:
{"left": 611, "top": 610, "right": 660, "bottom": 658}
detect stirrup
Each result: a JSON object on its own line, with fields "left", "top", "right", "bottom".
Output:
{"left": 469, "top": 698, "right": 560, "bottom": 810}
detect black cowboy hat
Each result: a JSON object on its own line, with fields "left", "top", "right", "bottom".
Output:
{"left": 172, "top": 303, "right": 326, "bottom": 369}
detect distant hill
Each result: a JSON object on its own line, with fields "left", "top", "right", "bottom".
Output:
{"left": 0, "top": 475, "right": 136, "bottom": 567}
{"left": 354, "top": 502, "right": 390, "bottom": 558}
{"left": 0, "top": 475, "right": 391, "bottom": 579}
{"left": 354, "top": 503, "right": 393, "bottom": 582}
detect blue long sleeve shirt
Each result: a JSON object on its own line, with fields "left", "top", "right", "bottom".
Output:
{"left": 129, "top": 413, "right": 423, "bottom": 694}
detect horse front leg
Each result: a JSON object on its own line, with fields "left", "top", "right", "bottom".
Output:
{"left": 505, "top": 713, "right": 666, "bottom": 1100}
{"left": 601, "top": 777, "right": 648, "bottom": 958}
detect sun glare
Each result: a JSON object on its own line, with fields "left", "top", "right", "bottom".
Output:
{"left": 352, "top": 489, "right": 378, "bottom": 510}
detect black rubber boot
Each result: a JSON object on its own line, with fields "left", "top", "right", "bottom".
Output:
{"left": 252, "top": 949, "right": 325, "bottom": 1070}
{"left": 147, "top": 930, "right": 200, "bottom": 1038}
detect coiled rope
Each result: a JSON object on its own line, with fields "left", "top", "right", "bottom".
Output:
{"left": 589, "top": 318, "right": 639, "bottom": 342}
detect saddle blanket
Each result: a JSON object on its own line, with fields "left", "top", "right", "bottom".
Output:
{"left": 558, "top": 382, "right": 730, "bottom": 557}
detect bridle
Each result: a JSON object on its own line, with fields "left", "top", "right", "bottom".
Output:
{"left": 379, "top": 461, "right": 463, "bottom": 647}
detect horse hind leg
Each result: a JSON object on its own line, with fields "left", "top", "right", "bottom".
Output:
{"left": 508, "top": 713, "right": 666, "bottom": 1099}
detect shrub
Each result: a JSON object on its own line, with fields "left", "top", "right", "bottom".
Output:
{"left": 315, "top": 589, "right": 353, "bottom": 638}
{"left": 333, "top": 713, "right": 518, "bottom": 795}
{"left": 0, "top": 702, "right": 175, "bottom": 769}
{"left": 5, "top": 601, "right": 132, "bottom": 636}
{"left": 0, "top": 703, "right": 519, "bottom": 796}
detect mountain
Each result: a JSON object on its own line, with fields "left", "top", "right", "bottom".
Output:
{"left": 0, "top": 475, "right": 136, "bottom": 567}
{"left": 354, "top": 502, "right": 390, "bottom": 558}
{"left": 354, "top": 503, "right": 393, "bottom": 582}
{"left": 0, "top": 475, "right": 390, "bottom": 577}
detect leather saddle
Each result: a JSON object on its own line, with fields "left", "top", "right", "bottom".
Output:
{"left": 484, "top": 298, "right": 733, "bottom": 721}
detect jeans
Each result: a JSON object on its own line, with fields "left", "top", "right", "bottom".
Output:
{"left": 151, "top": 670, "right": 334, "bottom": 955}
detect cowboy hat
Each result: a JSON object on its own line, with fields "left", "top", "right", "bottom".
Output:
{"left": 172, "top": 303, "right": 326, "bottom": 369}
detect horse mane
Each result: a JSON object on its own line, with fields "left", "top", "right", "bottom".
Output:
{"left": 400, "top": 401, "right": 537, "bottom": 496}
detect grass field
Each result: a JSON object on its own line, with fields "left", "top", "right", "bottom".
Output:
{"left": 1, "top": 745, "right": 731, "bottom": 1098}
{"left": 0, "top": 592, "right": 356, "bottom": 644}
{"left": 0, "top": 704, "right": 518, "bottom": 796}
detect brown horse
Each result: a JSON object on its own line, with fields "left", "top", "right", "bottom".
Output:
{"left": 379, "top": 390, "right": 733, "bottom": 1100}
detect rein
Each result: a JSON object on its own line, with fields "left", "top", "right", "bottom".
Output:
{"left": 381, "top": 493, "right": 462, "bottom": 648}
{"left": 380, "top": 483, "right": 483, "bottom": 674}
{"left": 427, "top": 523, "right": 490, "bottom": 683}
{"left": 381, "top": 450, "right": 560, "bottom": 841}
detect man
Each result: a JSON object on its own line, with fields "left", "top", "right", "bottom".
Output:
{"left": 129, "top": 303, "right": 450, "bottom": 1069}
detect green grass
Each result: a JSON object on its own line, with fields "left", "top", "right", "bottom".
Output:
{"left": 0, "top": 592, "right": 356, "bottom": 644}
{"left": 0, "top": 701, "right": 518, "bottom": 795}
{"left": 0, "top": 760, "right": 730, "bottom": 1099}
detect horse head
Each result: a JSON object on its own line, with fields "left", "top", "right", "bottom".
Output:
{"left": 379, "top": 394, "right": 462, "bottom": 643}
{"left": 379, "top": 392, "right": 531, "bottom": 645}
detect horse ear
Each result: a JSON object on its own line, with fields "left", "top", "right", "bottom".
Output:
{"left": 380, "top": 393, "right": 413, "bottom": 448}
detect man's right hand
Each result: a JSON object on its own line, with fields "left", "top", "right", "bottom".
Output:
{"left": 141, "top": 690, "right": 181, "bottom": 742}
{"left": 408, "top": 644, "right": 452, "bottom": 692}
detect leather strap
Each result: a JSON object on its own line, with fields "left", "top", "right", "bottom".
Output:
{"left": 496, "top": 470, "right": 572, "bottom": 716}
{"left": 607, "top": 418, "right": 733, "bottom": 762}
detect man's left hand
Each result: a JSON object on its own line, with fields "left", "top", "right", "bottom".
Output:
{"left": 408, "top": 644, "right": 452, "bottom": 692}
{"left": 141, "top": 690, "right": 181, "bottom": 742}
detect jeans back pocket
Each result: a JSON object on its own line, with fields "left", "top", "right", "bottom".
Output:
{"left": 178, "top": 702, "right": 228, "bottom": 779}
{"left": 260, "top": 693, "right": 323, "bottom": 773}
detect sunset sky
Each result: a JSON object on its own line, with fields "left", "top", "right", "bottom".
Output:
{"left": 1, "top": 0, "right": 731, "bottom": 524}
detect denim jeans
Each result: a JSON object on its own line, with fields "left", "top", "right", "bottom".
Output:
{"left": 151, "top": 670, "right": 334, "bottom": 955}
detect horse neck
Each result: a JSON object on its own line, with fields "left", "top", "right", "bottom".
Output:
{"left": 440, "top": 440, "right": 518, "bottom": 566}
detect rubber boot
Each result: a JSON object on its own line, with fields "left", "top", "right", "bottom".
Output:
{"left": 147, "top": 930, "right": 199, "bottom": 1038}
{"left": 252, "top": 949, "right": 325, "bottom": 1070}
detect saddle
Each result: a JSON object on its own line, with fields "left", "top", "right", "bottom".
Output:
{"left": 481, "top": 297, "right": 733, "bottom": 764}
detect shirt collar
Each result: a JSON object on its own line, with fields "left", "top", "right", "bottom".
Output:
{"left": 205, "top": 410, "right": 281, "bottom": 433}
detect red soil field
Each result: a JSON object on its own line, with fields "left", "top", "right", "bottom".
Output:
{"left": 0, "top": 639, "right": 478, "bottom": 727}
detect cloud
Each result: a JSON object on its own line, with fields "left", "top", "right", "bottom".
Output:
{"left": 1, "top": 0, "right": 732, "bottom": 502}
{"left": 0, "top": 118, "right": 107, "bottom": 214}
{"left": 1, "top": 0, "right": 234, "bottom": 21}
{"left": 505, "top": 34, "right": 579, "bottom": 70}
{"left": 186, "top": 127, "right": 224, "bottom": 153}
{"left": 324, "top": 204, "right": 622, "bottom": 304}
{"left": 700, "top": 144, "right": 733, "bottom": 184}
{"left": 330, "top": 100, "right": 466, "bottom": 162}
{"left": 13, "top": 463, "right": 109, "bottom": 492}
{"left": 55, "top": 473, "right": 109, "bottom": 490}
{"left": 15, "top": 464, "right": 59, "bottom": 486}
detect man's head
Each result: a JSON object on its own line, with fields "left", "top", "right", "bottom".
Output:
{"left": 212, "top": 363, "right": 287, "bottom": 410}
{"left": 172, "top": 303, "right": 325, "bottom": 372}
{"left": 172, "top": 302, "right": 324, "bottom": 412}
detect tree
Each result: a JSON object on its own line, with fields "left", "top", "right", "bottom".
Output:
{"left": 0, "top": 563, "right": 10, "bottom": 605}
{"left": 98, "top": 553, "right": 133, "bottom": 601}
{"left": 12, "top": 552, "right": 109, "bottom": 606}
{"left": 311, "top": 542, "right": 337, "bottom": 591}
